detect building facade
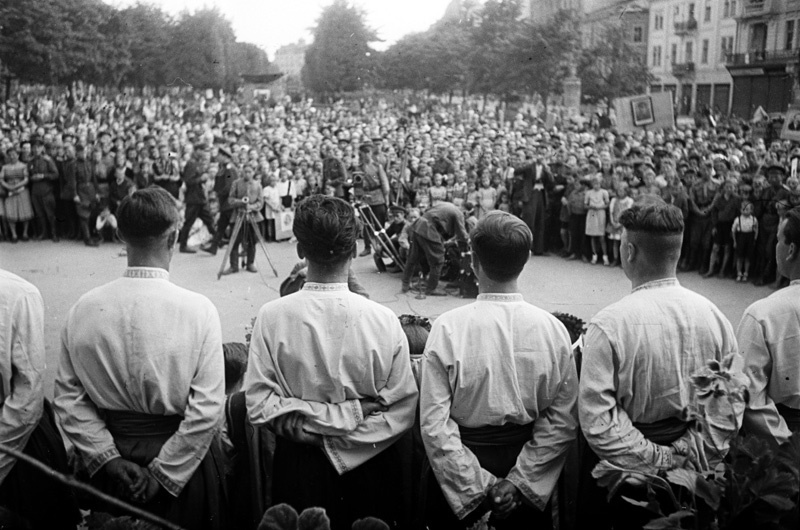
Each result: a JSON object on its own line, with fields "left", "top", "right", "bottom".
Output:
{"left": 724, "top": 0, "right": 800, "bottom": 118}
{"left": 582, "top": 0, "right": 649, "bottom": 63}
{"left": 273, "top": 40, "right": 308, "bottom": 95}
{"left": 647, "top": 0, "right": 737, "bottom": 116}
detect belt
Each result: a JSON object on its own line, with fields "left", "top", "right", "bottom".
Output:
{"left": 633, "top": 417, "right": 689, "bottom": 445}
{"left": 458, "top": 422, "right": 533, "bottom": 447}
{"left": 101, "top": 409, "right": 183, "bottom": 439}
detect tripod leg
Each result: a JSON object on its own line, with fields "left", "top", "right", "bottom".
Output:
{"left": 248, "top": 216, "right": 279, "bottom": 277}
{"left": 218, "top": 212, "right": 244, "bottom": 279}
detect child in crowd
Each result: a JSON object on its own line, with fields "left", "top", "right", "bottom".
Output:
{"left": 566, "top": 177, "right": 588, "bottom": 260}
{"left": 450, "top": 171, "right": 468, "bottom": 208}
{"left": 606, "top": 181, "right": 633, "bottom": 266}
{"left": 584, "top": 174, "right": 610, "bottom": 265}
{"left": 262, "top": 175, "right": 281, "bottom": 241}
{"left": 731, "top": 201, "right": 758, "bottom": 282}
{"left": 415, "top": 176, "right": 431, "bottom": 211}
{"left": 496, "top": 191, "right": 511, "bottom": 213}
{"left": 476, "top": 176, "right": 497, "bottom": 219}
{"left": 429, "top": 173, "right": 448, "bottom": 205}
{"left": 466, "top": 180, "right": 479, "bottom": 209}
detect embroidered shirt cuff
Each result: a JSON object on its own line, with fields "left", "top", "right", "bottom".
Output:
{"left": 148, "top": 461, "right": 184, "bottom": 497}
{"left": 351, "top": 399, "right": 364, "bottom": 426}
{"left": 86, "top": 447, "right": 122, "bottom": 477}
{"left": 506, "top": 474, "right": 546, "bottom": 511}
{"left": 323, "top": 436, "right": 348, "bottom": 475}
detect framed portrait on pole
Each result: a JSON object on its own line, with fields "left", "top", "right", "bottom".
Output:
{"left": 631, "top": 96, "right": 655, "bottom": 127}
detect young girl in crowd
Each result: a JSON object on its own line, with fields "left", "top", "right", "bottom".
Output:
{"left": 415, "top": 176, "right": 431, "bottom": 211}
{"left": 731, "top": 201, "right": 758, "bottom": 282}
{"left": 607, "top": 181, "right": 633, "bottom": 266}
{"left": 496, "top": 191, "right": 511, "bottom": 213}
{"left": 566, "top": 177, "right": 589, "bottom": 260}
{"left": 584, "top": 174, "right": 610, "bottom": 265}
{"left": 476, "top": 176, "right": 497, "bottom": 219}
{"left": 429, "top": 173, "right": 448, "bottom": 205}
{"left": 466, "top": 179, "right": 480, "bottom": 209}
{"left": 450, "top": 171, "right": 468, "bottom": 208}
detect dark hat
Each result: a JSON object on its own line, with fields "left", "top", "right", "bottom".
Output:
{"left": 75, "top": 144, "right": 86, "bottom": 151}
{"left": 765, "top": 164, "right": 786, "bottom": 174}
{"left": 389, "top": 205, "right": 407, "bottom": 215}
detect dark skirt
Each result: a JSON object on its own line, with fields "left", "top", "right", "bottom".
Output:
{"left": 92, "top": 410, "right": 227, "bottom": 530}
{"left": 714, "top": 220, "right": 734, "bottom": 246}
{"left": 423, "top": 422, "right": 552, "bottom": 530}
{"left": 272, "top": 436, "right": 404, "bottom": 530}
{"left": 0, "top": 401, "right": 81, "bottom": 530}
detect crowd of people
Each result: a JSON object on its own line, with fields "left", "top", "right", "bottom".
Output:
{"left": 1, "top": 89, "right": 797, "bottom": 289}
{"left": 1, "top": 88, "right": 800, "bottom": 530}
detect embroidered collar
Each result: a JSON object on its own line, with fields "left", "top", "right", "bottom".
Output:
{"left": 477, "top": 293, "right": 524, "bottom": 302}
{"left": 302, "top": 282, "right": 348, "bottom": 292}
{"left": 123, "top": 267, "right": 170, "bottom": 280}
{"left": 632, "top": 277, "right": 679, "bottom": 293}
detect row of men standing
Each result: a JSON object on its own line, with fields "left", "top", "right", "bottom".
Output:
{"left": 1, "top": 188, "right": 799, "bottom": 529}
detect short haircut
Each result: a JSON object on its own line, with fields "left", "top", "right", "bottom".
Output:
{"left": 116, "top": 187, "right": 180, "bottom": 245}
{"left": 782, "top": 207, "right": 800, "bottom": 248}
{"left": 399, "top": 315, "right": 431, "bottom": 358}
{"left": 620, "top": 198, "right": 684, "bottom": 261}
{"left": 293, "top": 195, "right": 360, "bottom": 266}
{"left": 470, "top": 211, "right": 532, "bottom": 282}
{"left": 222, "top": 342, "right": 248, "bottom": 394}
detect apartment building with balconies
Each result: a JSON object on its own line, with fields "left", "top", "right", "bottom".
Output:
{"left": 647, "top": 0, "right": 737, "bottom": 115}
{"left": 724, "top": 0, "right": 800, "bottom": 117}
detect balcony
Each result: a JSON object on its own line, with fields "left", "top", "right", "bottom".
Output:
{"left": 673, "top": 18, "right": 698, "bottom": 35}
{"left": 725, "top": 48, "right": 800, "bottom": 68}
{"left": 735, "top": 0, "right": 777, "bottom": 19}
{"left": 672, "top": 62, "right": 696, "bottom": 77}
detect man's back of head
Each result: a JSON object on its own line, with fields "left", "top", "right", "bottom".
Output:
{"left": 471, "top": 211, "right": 533, "bottom": 285}
{"left": 619, "top": 198, "right": 684, "bottom": 282}
{"left": 117, "top": 187, "right": 180, "bottom": 248}
{"left": 293, "top": 195, "right": 359, "bottom": 267}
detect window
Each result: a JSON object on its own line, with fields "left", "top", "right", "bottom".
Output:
{"left": 704, "top": 1, "right": 711, "bottom": 22}
{"left": 633, "top": 26, "right": 643, "bottom": 42}
{"left": 671, "top": 43, "right": 678, "bottom": 64}
{"left": 702, "top": 39, "right": 709, "bottom": 63}
{"left": 686, "top": 41, "right": 694, "bottom": 62}
{"left": 674, "top": 6, "right": 680, "bottom": 18}
{"left": 731, "top": 1, "right": 736, "bottom": 16}
{"left": 720, "top": 36, "right": 734, "bottom": 62}
{"left": 689, "top": 3, "right": 696, "bottom": 20}
{"left": 652, "top": 45, "right": 663, "bottom": 66}
{"left": 655, "top": 13, "right": 664, "bottom": 30}
{"left": 787, "top": 20, "right": 796, "bottom": 51}
{"left": 723, "top": 0, "right": 729, "bottom": 18}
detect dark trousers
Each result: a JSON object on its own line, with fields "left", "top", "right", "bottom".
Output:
{"left": 31, "top": 191, "right": 57, "bottom": 237}
{"left": 362, "top": 203, "right": 387, "bottom": 249}
{"left": 688, "top": 215, "right": 713, "bottom": 271}
{"left": 56, "top": 198, "right": 78, "bottom": 238}
{"left": 568, "top": 213, "right": 588, "bottom": 258}
{"left": 230, "top": 217, "right": 257, "bottom": 269}
{"left": 402, "top": 231, "right": 445, "bottom": 292}
{"left": 273, "top": 437, "right": 403, "bottom": 530}
{"left": 179, "top": 202, "right": 215, "bottom": 246}
{"left": 212, "top": 208, "right": 233, "bottom": 247}
{"left": 520, "top": 191, "right": 547, "bottom": 254}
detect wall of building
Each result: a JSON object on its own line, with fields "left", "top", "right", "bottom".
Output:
{"left": 647, "top": 0, "right": 736, "bottom": 115}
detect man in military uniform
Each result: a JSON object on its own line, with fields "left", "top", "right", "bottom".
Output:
{"left": 353, "top": 143, "right": 390, "bottom": 257}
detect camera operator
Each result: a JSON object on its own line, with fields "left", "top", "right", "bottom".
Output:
{"left": 353, "top": 142, "right": 390, "bottom": 257}
{"left": 222, "top": 165, "right": 263, "bottom": 274}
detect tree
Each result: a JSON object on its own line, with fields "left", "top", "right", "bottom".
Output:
{"left": 119, "top": 2, "right": 172, "bottom": 89}
{"left": 579, "top": 21, "right": 655, "bottom": 104}
{"left": 302, "top": 0, "right": 378, "bottom": 95}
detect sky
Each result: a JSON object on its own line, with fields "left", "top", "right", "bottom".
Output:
{"left": 110, "top": 0, "right": 457, "bottom": 59}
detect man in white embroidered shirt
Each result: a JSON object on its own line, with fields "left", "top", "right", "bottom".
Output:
{"left": 579, "top": 199, "right": 743, "bottom": 530}
{"left": 53, "top": 187, "right": 226, "bottom": 529}
{"left": 738, "top": 207, "right": 800, "bottom": 441}
{"left": 244, "top": 195, "right": 418, "bottom": 529}
{"left": 420, "top": 211, "right": 578, "bottom": 529}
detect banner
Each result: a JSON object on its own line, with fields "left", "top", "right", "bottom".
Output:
{"left": 612, "top": 92, "right": 676, "bottom": 133}
{"left": 276, "top": 210, "right": 294, "bottom": 241}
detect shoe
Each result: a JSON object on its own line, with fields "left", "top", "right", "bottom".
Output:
{"left": 10, "top": 236, "right": 18, "bottom": 244}
{"left": 359, "top": 248, "right": 372, "bottom": 257}
{"left": 201, "top": 244, "right": 217, "bottom": 256}
{"left": 32, "top": 234, "right": 44, "bottom": 241}
{"left": 736, "top": 274, "right": 743, "bottom": 282}
{"left": 246, "top": 264, "right": 258, "bottom": 273}
{"left": 591, "top": 254, "right": 598, "bottom": 265}
{"left": 566, "top": 254, "right": 578, "bottom": 260}
{"left": 20, "top": 235, "right": 29, "bottom": 242}
{"left": 84, "top": 238, "right": 99, "bottom": 247}
{"left": 222, "top": 267, "right": 239, "bottom": 275}
{"left": 179, "top": 246, "right": 197, "bottom": 254}
{"left": 52, "top": 236, "right": 60, "bottom": 243}
{"left": 742, "top": 273, "right": 748, "bottom": 282}
{"left": 426, "top": 288, "right": 448, "bottom": 296}
{"left": 603, "top": 256, "right": 610, "bottom": 266}
{"left": 401, "top": 283, "right": 411, "bottom": 293}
